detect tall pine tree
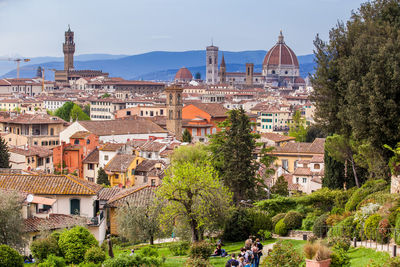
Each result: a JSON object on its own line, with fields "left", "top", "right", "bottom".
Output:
{"left": 0, "top": 137, "right": 10, "bottom": 168}
{"left": 311, "top": 0, "right": 400, "bottom": 178}
{"left": 97, "top": 167, "right": 110, "bottom": 186}
{"left": 209, "top": 108, "right": 259, "bottom": 204}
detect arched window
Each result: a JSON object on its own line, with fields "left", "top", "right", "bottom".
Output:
{"left": 169, "top": 110, "right": 173, "bottom": 119}
{"left": 177, "top": 110, "right": 181, "bottom": 119}
{"left": 169, "top": 93, "right": 173, "bottom": 104}
{"left": 177, "top": 93, "right": 181, "bottom": 104}
{"left": 86, "top": 139, "right": 90, "bottom": 144}
{"left": 209, "top": 57, "right": 212, "bottom": 65}
{"left": 70, "top": 199, "right": 80, "bottom": 215}
{"left": 50, "top": 128, "right": 54, "bottom": 136}
{"left": 272, "top": 70, "right": 275, "bottom": 74}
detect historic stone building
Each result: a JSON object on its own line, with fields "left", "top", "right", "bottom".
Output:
{"left": 165, "top": 86, "right": 183, "bottom": 140}
{"left": 207, "top": 31, "right": 306, "bottom": 89}
{"left": 55, "top": 26, "right": 108, "bottom": 83}
{"left": 206, "top": 45, "right": 219, "bottom": 84}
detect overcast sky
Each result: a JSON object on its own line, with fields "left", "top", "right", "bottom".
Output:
{"left": 0, "top": 0, "right": 366, "bottom": 58}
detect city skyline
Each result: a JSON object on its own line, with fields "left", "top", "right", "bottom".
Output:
{"left": 0, "top": 0, "right": 365, "bottom": 58}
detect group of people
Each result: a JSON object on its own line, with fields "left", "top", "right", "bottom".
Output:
{"left": 211, "top": 237, "right": 263, "bottom": 267}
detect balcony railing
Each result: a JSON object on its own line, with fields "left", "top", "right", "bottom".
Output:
{"left": 89, "top": 210, "right": 104, "bottom": 226}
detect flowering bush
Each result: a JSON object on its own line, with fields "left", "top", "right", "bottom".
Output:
{"left": 264, "top": 241, "right": 303, "bottom": 266}
{"left": 354, "top": 203, "right": 381, "bottom": 226}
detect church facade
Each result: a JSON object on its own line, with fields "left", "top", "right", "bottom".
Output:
{"left": 206, "top": 31, "right": 305, "bottom": 89}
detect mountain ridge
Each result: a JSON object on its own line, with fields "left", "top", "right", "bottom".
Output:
{"left": 1, "top": 50, "right": 316, "bottom": 81}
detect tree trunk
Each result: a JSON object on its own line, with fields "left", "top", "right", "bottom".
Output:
{"left": 150, "top": 235, "right": 154, "bottom": 245}
{"left": 350, "top": 157, "right": 360, "bottom": 188}
{"left": 190, "top": 218, "right": 199, "bottom": 242}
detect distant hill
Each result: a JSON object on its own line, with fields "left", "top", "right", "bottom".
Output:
{"left": 2, "top": 51, "right": 316, "bottom": 81}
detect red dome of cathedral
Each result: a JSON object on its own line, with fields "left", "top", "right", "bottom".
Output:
{"left": 174, "top": 67, "right": 193, "bottom": 80}
{"left": 263, "top": 31, "right": 299, "bottom": 67}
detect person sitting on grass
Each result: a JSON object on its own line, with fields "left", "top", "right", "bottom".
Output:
{"left": 211, "top": 244, "right": 222, "bottom": 257}
{"left": 225, "top": 253, "right": 239, "bottom": 267}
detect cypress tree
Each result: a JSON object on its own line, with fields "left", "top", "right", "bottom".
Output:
{"left": 210, "top": 108, "right": 258, "bottom": 204}
{"left": 97, "top": 167, "right": 110, "bottom": 186}
{"left": 271, "top": 176, "right": 289, "bottom": 196}
{"left": 0, "top": 137, "right": 10, "bottom": 168}
{"left": 182, "top": 129, "right": 192, "bottom": 143}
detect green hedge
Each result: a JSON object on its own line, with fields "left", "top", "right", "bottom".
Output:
{"left": 275, "top": 219, "right": 288, "bottom": 236}
{"left": 0, "top": 245, "right": 23, "bottom": 267}
{"left": 313, "top": 214, "right": 329, "bottom": 238}
{"left": 364, "top": 214, "right": 382, "bottom": 240}
{"left": 328, "top": 216, "right": 355, "bottom": 238}
{"left": 283, "top": 211, "right": 303, "bottom": 230}
{"left": 345, "top": 180, "right": 387, "bottom": 211}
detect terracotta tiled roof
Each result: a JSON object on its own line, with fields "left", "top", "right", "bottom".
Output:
{"left": 97, "top": 187, "right": 122, "bottom": 201}
{"left": 260, "top": 132, "right": 296, "bottom": 143}
{"left": 274, "top": 138, "right": 325, "bottom": 154}
{"left": 25, "top": 214, "right": 84, "bottom": 232}
{"left": 70, "top": 131, "right": 92, "bottom": 139}
{"left": 106, "top": 185, "right": 157, "bottom": 208}
{"left": 104, "top": 154, "right": 135, "bottom": 172}
{"left": 82, "top": 148, "right": 99, "bottom": 164}
{"left": 140, "top": 141, "right": 167, "bottom": 152}
{"left": 0, "top": 174, "right": 102, "bottom": 195}
{"left": 175, "top": 67, "right": 193, "bottom": 80}
{"left": 78, "top": 118, "right": 167, "bottom": 136}
{"left": 135, "top": 159, "right": 165, "bottom": 172}
{"left": 310, "top": 155, "right": 324, "bottom": 163}
{"left": 263, "top": 32, "right": 299, "bottom": 67}
{"left": 100, "top": 143, "right": 124, "bottom": 152}
{"left": 9, "top": 146, "right": 52, "bottom": 158}
{"left": 293, "top": 167, "right": 313, "bottom": 176}
{"left": 281, "top": 174, "right": 300, "bottom": 191}
{"left": 0, "top": 113, "right": 65, "bottom": 124}
{"left": 189, "top": 103, "right": 228, "bottom": 118}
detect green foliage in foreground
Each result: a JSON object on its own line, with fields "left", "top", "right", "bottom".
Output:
{"left": 0, "top": 244, "right": 23, "bottom": 267}
{"left": 345, "top": 179, "right": 387, "bottom": 211}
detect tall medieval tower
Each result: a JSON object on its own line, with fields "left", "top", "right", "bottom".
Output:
{"left": 165, "top": 86, "right": 183, "bottom": 140}
{"left": 63, "top": 26, "right": 75, "bottom": 71}
{"left": 219, "top": 53, "right": 226, "bottom": 83}
{"left": 206, "top": 44, "right": 218, "bottom": 84}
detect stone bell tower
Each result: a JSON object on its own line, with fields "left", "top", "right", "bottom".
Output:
{"left": 63, "top": 25, "right": 75, "bottom": 71}
{"left": 165, "top": 86, "right": 183, "bottom": 140}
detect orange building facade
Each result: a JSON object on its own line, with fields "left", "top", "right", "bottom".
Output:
{"left": 182, "top": 103, "right": 228, "bottom": 142}
{"left": 53, "top": 131, "right": 99, "bottom": 178}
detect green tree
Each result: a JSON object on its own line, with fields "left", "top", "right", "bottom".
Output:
{"left": 209, "top": 108, "right": 259, "bottom": 204}
{"left": 54, "top": 101, "right": 75, "bottom": 121}
{"left": 323, "top": 149, "right": 346, "bottom": 189}
{"left": 116, "top": 202, "right": 161, "bottom": 245}
{"left": 194, "top": 72, "right": 201, "bottom": 80}
{"left": 0, "top": 136, "right": 10, "bottom": 168}
{"left": 101, "top": 93, "right": 111, "bottom": 98}
{"left": 70, "top": 104, "right": 90, "bottom": 121}
{"left": 325, "top": 134, "right": 361, "bottom": 187}
{"left": 288, "top": 110, "right": 307, "bottom": 142}
{"left": 306, "top": 125, "right": 326, "bottom": 143}
{"left": 58, "top": 226, "right": 98, "bottom": 264}
{"left": 182, "top": 128, "right": 192, "bottom": 143}
{"left": 83, "top": 104, "right": 90, "bottom": 118}
{"left": 0, "top": 190, "right": 24, "bottom": 249}
{"left": 97, "top": 167, "right": 110, "bottom": 186}
{"left": 156, "top": 145, "right": 232, "bottom": 242}
{"left": 271, "top": 176, "right": 289, "bottom": 196}
{"left": 0, "top": 244, "right": 23, "bottom": 267}
{"left": 311, "top": 0, "right": 400, "bottom": 177}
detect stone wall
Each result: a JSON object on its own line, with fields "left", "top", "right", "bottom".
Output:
{"left": 288, "top": 230, "right": 313, "bottom": 239}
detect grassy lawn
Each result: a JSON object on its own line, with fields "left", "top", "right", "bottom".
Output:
{"left": 275, "top": 239, "right": 390, "bottom": 267}
{"left": 347, "top": 247, "right": 390, "bottom": 267}
{"left": 110, "top": 239, "right": 276, "bottom": 267}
